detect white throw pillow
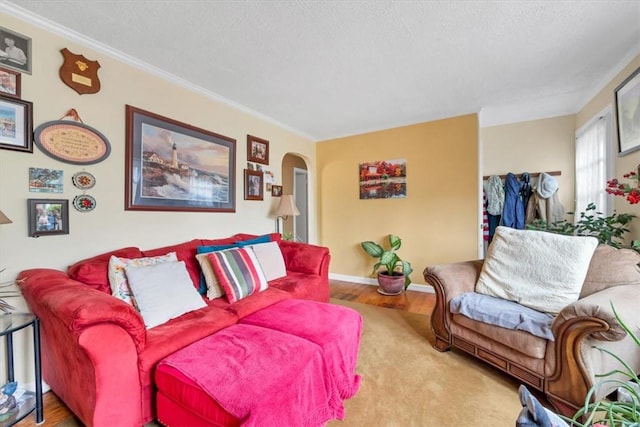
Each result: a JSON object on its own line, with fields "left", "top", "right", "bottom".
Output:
{"left": 475, "top": 227, "right": 598, "bottom": 314}
{"left": 108, "top": 251, "right": 178, "bottom": 307}
{"left": 249, "top": 241, "right": 287, "bottom": 281}
{"left": 125, "top": 260, "right": 207, "bottom": 328}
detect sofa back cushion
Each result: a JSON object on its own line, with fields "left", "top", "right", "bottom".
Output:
{"left": 68, "top": 246, "right": 142, "bottom": 293}
{"left": 581, "top": 244, "right": 640, "bottom": 298}
{"left": 476, "top": 226, "right": 598, "bottom": 314}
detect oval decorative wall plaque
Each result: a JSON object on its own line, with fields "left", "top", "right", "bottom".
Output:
{"left": 34, "top": 120, "right": 111, "bottom": 165}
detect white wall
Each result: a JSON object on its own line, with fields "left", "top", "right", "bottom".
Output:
{"left": 0, "top": 12, "right": 316, "bottom": 385}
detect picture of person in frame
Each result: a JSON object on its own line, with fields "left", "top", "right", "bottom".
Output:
{"left": 0, "top": 28, "right": 30, "bottom": 73}
{"left": 249, "top": 175, "right": 261, "bottom": 196}
{"left": 0, "top": 69, "right": 17, "bottom": 96}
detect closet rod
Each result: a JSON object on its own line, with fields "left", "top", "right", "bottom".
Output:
{"left": 482, "top": 170, "right": 561, "bottom": 180}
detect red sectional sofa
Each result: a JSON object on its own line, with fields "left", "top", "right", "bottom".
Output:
{"left": 18, "top": 233, "right": 331, "bottom": 427}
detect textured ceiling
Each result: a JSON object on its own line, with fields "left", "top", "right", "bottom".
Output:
{"left": 2, "top": 1, "right": 640, "bottom": 140}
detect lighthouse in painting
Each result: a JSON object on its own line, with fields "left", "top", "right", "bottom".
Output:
{"left": 158, "top": 130, "right": 179, "bottom": 169}
{"left": 170, "top": 137, "right": 178, "bottom": 169}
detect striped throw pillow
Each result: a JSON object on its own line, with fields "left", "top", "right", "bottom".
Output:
{"left": 207, "top": 247, "right": 268, "bottom": 303}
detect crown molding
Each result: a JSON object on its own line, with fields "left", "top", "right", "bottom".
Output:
{"left": 0, "top": 1, "right": 316, "bottom": 141}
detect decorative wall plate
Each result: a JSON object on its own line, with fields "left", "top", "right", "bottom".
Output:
{"left": 72, "top": 171, "right": 96, "bottom": 189}
{"left": 73, "top": 194, "right": 96, "bottom": 212}
{"left": 34, "top": 120, "right": 111, "bottom": 165}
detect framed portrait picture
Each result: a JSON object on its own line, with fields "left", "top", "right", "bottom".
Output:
{"left": 0, "top": 26, "right": 31, "bottom": 74}
{"left": 615, "top": 67, "right": 640, "bottom": 156}
{"left": 0, "top": 94, "right": 33, "bottom": 152}
{"left": 247, "top": 134, "right": 269, "bottom": 165}
{"left": 271, "top": 185, "right": 283, "bottom": 197}
{"left": 125, "top": 105, "right": 236, "bottom": 212}
{"left": 0, "top": 67, "right": 20, "bottom": 98}
{"left": 27, "top": 199, "right": 69, "bottom": 237}
{"left": 244, "top": 169, "right": 264, "bottom": 200}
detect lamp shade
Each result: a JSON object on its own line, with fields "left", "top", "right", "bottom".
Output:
{"left": 0, "top": 210, "right": 12, "bottom": 225}
{"left": 275, "top": 195, "right": 300, "bottom": 217}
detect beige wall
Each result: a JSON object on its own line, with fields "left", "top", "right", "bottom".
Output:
{"left": 577, "top": 54, "right": 640, "bottom": 241}
{"left": 481, "top": 115, "right": 577, "bottom": 214}
{"left": 317, "top": 114, "right": 479, "bottom": 286}
{"left": 0, "top": 13, "right": 318, "bottom": 283}
{"left": 0, "top": 14, "right": 317, "bottom": 384}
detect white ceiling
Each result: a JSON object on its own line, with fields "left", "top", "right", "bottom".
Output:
{"left": 2, "top": 1, "right": 640, "bottom": 140}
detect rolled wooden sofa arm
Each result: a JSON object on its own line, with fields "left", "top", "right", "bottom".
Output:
{"left": 423, "top": 260, "right": 484, "bottom": 351}
{"left": 546, "top": 284, "right": 640, "bottom": 415}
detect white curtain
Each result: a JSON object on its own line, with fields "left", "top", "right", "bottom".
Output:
{"left": 575, "top": 111, "right": 612, "bottom": 218}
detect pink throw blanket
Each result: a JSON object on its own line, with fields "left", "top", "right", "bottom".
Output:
{"left": 240, "top": 299, "right": 363, "bottom": 399}
{"left": 159, "top": 324, "right": 344, "bottom": 426}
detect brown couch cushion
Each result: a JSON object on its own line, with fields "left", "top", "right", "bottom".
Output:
{"left": 580, "top": 245, "right": 640, "bottom": 298}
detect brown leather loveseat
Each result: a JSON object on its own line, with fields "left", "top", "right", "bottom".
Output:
{"left": 423, "top": 235, "right": 640, "bottom": 416}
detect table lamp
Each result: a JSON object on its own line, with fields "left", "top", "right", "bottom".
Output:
{"left": 0, "top": 210, "right": 12, "bottom": 224}
{"left": 274, "top": 195, "right": 300, "bottom": 234}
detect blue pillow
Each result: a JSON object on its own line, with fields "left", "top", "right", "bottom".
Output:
{"left": 235, "top": 234, "right": 272, "bottom": 247}
{"left": 196, "top": 244, "right": 237, "bottom": 294}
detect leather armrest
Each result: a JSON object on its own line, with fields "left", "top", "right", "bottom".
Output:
{"left": 552, "top": 284, "right": 640, "bottom": 341}
{"left": 423, "top": 260, "right": 484, "bottom": 301}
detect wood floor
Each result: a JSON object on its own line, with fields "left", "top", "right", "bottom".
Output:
{"left": 15, "top": 280, "right": 435, "bottom": 427}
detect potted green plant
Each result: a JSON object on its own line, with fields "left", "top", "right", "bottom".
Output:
{"left": 360, "top": 234, "right": 413, "bottom": 295}
{"left": 526, "top": 203, "right": 638, "bottom": 251}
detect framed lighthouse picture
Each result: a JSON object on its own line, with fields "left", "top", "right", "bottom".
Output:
{"left": 124, "top": 105, "right": 236, "bottom": 212}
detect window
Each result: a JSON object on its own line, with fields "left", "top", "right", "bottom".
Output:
{"left": 575, "top": 107, "right": 614, "bottom": 217}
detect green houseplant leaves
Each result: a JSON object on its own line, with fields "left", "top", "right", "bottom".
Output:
{"left": 361, "top": 234, "right": 413, "bottom": 289}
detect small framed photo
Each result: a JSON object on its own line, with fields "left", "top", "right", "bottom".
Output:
{"left": 28, "top": 199, "right": 69, "bottom": 237}
{"left": 0, "top": 94, "right": 33, "bottom": 152}
{"left": 615, "top": 67, "right": 640, "bottom": 156}
{"left": 0, "top": 67, "right": 20, "bottom": 98}
{"left": 247, "top": 135, "right": 269, "bottom": 165}
{"left": 244, "top": 169, "right": 264, "bottom": 200}
{"left": 271, "top": 185, "right": 283, "bottom": 197}
{"left": 0, "top": 26, "right": 32, "bottom": 74}
{"left": 29, "top": 167, "right": 64, "bottom": 193}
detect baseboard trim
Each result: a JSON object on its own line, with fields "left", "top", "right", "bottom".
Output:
{"left": 329, "top": 273, "right": 434, "bottom": 293}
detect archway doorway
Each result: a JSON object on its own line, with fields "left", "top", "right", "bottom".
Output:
{"left": 281, "top": 154, "right": 308, "bottom": 242}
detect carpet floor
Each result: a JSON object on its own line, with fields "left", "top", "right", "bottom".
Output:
{"left": 329, "top": 299, "right": 521, "bottom": 426}
{"left": 56, "top": 299, "right": 522, "bottom": 426}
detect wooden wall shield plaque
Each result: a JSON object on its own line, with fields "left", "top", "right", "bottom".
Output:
{"left": 34, "top": 120, "right": 111, "bottom": 165}
{"left": 59, "top": 48, "right": 101, "bottom": 95}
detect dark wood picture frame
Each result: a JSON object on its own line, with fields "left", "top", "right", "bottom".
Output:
{"left": 0, "top": 67, "right": 20, "bottom": 98}
{"left": 0, "top": 26, "right": 32, "bottom": 74}
{"left": 244, "top": 169, "right": 264, "bottom": 200}
{"left": 0, "top": 94, "right": 32, "bottom": 153}
{"left": 247, "top": 134, "right": 269, "bottom": 165}
{"left": 27, "top": 198, "right": 69, "bottom": 237}
{"left": 615, "top": 67, "right": 640, "bottom": 156}
{"left": 125, "top": 105, "right": 236, "bottom": 212}
{"left": 271, "top": 185, "right": 283, "bottom": 197}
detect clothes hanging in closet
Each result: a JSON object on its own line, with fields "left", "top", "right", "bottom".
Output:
{"left": 524, "top": 172, "right": 565, "bottom": 224}
{"left": 485, "top": 175, "right": 504, "bottom": 243}
{"left": 502, "top": 172, "right": 525, "bottom": 229}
